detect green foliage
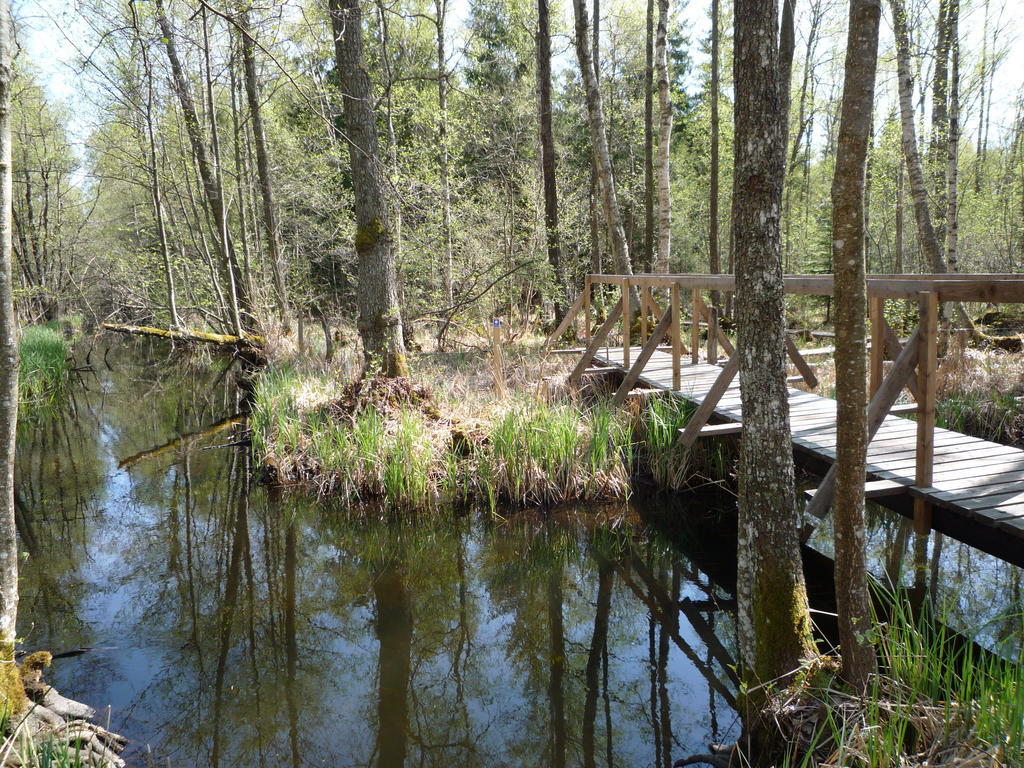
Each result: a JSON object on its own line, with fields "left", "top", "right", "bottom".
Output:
{"left": 18, "top": 326, "right": 70, "bottom": 416}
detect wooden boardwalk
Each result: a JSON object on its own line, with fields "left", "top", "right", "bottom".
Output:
{"left": 592, "top": 345, "right": 1024, "bottom": 566}
{"left": 545, "top": 273, "right": 1024, "bottom": 567}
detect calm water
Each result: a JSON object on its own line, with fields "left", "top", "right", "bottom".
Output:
{"left": 14, "top": 340, "right": 1022, "bottom": 767}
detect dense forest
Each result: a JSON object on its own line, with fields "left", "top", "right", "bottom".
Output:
{"left": 0, "top": 0, "right": 1023, "bottom": 765}
{"left": 8, "top": 0, "right": 1021, "bottom": 336}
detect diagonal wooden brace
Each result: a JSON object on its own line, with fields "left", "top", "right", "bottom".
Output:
{"left": 804, "top": 326, "right": 922, "bottom": 520}
{"left": 543, "top": 289, "right": 587, "bottom": 351}
{"left": 784, "top": 333, "right": 819, "bottom": 389}
{"left": 569, "top": 298, "right": 624, "bottom": 385}
{"left": 677, "top": 354, "right": 741, "bottom": 449}
{"left": 612, "top": 308, "right": 674, "bottom": 405}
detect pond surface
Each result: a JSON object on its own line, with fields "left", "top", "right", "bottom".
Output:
{"left": 14, "top": 340, "right": 1023, "bottom": 767}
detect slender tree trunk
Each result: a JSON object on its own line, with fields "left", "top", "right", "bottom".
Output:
{"left": 930, "top": 0, "right": 951, "bottom": 251}
{"left": 0, "top": 0, "right": 18, "bottom": 678}
{"left": 536, "top": 0, "right": 566, "bottom": 326}
{"left": 974, "top": 0, "right": 989, "bottom": 193}
{"left": 946, "top": 0, "right": 960, "bottom": 272}
{"left": 732, "top": 0, "right": 815, "bottom": 694}
{"left": 330, "top": 0, "right": 408, "bottom": 377}
{"left": 896, "top": 158, "right": 905, "bottom": 272}
{"left": 154, "top": 0, "right": 246, "bottom": 335}
{"left": 131, "top": 2, "right": 180, "bottom": 329}
{"left": 831, "top": 0, "right": 882, "bottom": 690}
{"left": 572, "top": 0, "right": 634, "bottom": 287}
{"left": 644, "top": 0, "right": 655, "bottom": 272}
{"left": 890, "top": 0, "right": 946, "bottom": 273}
{"left": 239, "top": 5, "right": 291, "bottom": 324}
{"left": 655, "top": 0, "right": 671, "bottom": 273}
{"left": 709, "top": 0, "right": 721, "bottom": 307}
{"left": 435, "top": 0, "right": 454, "bottom": 306}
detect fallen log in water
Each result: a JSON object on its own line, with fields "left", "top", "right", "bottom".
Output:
{"left": 101, "top": 322, "right": 264, "bottom": 348}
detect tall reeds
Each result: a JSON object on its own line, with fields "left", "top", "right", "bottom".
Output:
{"left": 17, "top": 326, "right": 70, "bottom": 415}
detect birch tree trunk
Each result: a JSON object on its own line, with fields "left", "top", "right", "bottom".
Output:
{"left": 890, "top": 0, "right": 946, "bottom": 273}
{"left": 831, "top": 0, "right": 881, "bottom": 690}
{"left": 571, "top": 0, "right": 634, "bottom": 286}
{"left": 655, "top": 0, "right": 672, "bottom": 273}
{"left": 930, "top": 0, "right": 951, "bottom": 251}
{"left": 239, "top": 5, "right": 291, "bottom": 325}
{"left": 536, "top": 0, "right": 567, "bottom": 325}
{"left": 0, "top": 0, "right": 18, "bottom": 691}
{"left": 732, "top": 0, "right": 815, "bottom": 693}
{"left": 329, "top": 0, "right": 408, "bottom": 377}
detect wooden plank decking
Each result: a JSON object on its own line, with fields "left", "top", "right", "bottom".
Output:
{"left": 593, "top": 345, "right": 1024, "bottom": 565}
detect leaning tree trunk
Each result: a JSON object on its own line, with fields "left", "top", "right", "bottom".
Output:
{"left": 239, "top": 5, "right": 291, "bottom": 325}
{"left": 654, "top": 0, "right": 672, "bottom": 273}
{"left": 732, "top": 0, "right": 815, "bottom": 695}
{"left": 0, "top": 0, "right": 19, "bottom": 707}
{"left": 536, "top": 0, "right": 567, "bottom": 325}
{"left": 571, "top": 0, "right": 634, "bottom": 285}
{"left": 831, "top": 0, "right": 882, "bottom": 690}
{"left": 329, "top": 0, "right": 408, "bottom": 377}
{"left": 890, "top": 0, "right": 946, "bottom": 273}
{"left": 154, "top": 0, "right": 246, "bottom": 336}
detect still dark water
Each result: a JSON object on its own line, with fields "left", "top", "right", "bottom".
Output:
{"left": 14, "top": 340, "right": 1023, "bottom": 767}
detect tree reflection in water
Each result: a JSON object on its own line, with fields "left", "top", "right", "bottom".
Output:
{"left": 13, "top": 340, "right": 1021, "bottom": 767}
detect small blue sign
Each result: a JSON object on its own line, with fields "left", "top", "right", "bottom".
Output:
{"left": 492, "top": 318, "right": 501, "bottom": 328}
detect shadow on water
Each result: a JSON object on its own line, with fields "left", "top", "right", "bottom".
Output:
{"left": 12, "top": 340, "right": 1023, "bottom": 767}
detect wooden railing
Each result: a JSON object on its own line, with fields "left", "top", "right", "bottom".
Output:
{"left": 547, "top": 273, "right": 1024, "bottom": 533}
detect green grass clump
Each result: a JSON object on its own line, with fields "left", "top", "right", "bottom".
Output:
{"left": 774, "top": 593, "right": 1024, "bottom": 768}
{"left": 936, "top": 390, "right": 1024, "bottom": 445}
{"left": 18, "top": 326, "right": 70, "bottom": 414}
{"left": 478, "top": 399, "right": 632, "bottom": 508}
{"left": 635, "top": 396, "right": 733, "bottom": 489}
{"left": 251, "top": 369, "right": 636, "bottom": 510}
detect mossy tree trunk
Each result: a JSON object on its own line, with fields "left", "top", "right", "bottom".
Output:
{"left": 732, "top": 0, "right": 816, "bottom": 696}
{"left": 0, "top": 0, "right": 20, "bottom": 714}
{"left": 831, "top": 0, "right": 882, "bottom": 689}
{"left": 330, "top": 0, "right": 408, "bottom": 377}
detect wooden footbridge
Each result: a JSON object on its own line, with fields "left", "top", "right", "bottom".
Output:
{"left": 546, "top": 273, "right": 1024, "bottom": 567}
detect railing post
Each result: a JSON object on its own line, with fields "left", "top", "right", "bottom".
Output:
{"left": 584, "top": 275, "right": 592, "bottom": 343}
{"left": 869, "top": 295, "right": 884, "bottom": 399}
{"left": 640, "top": 285, "right": 649, "bottom": 347}
{"left": 671, "top": 284, "right": 681, "bottom": 390}
{"left": 914, "top": 291, "right": 938, "bottom": 535}
{"left": 708, "top": 306, "right": 719, "bottom": 364}
{"left": 691, "top": 287, "right": 701, "bottom": 364}
{"left": 622, "top": 277, "right": 631, "bottom": 369}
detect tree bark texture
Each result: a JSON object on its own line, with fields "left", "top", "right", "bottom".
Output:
{"left": 945, "top": 0, "right": 960, "bottom": 271}
{"left": 435, "top": 0, "right": 454, "bottom": 306}
{"left": 0, "top": 0, "right": 17, "bottom": 659}
{"left": 709, "top": 0, "right": 721, "bottom": 307}
{"left": 330, "top": 0, "right": 408, "bottom": 377}
{"left": 536, "top": 0, "right": 566, "bottom": 325}
{"left": 239, "top": 5, "right": 291, "bottom": 324}
{"left": 830, "top": 0, "right": 882, "bottom": 689}
{"left": 732, "top": 0, "right": 815, "bottom": 692}
{"left": 572, "top": 0, "right": 634, "bottom": 282}
{"left": 655, "top": 0, "right": 672, "bottom": 273}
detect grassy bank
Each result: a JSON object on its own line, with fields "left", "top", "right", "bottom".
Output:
{"left": 755, "top": 593, "right": 1024, "bottom": 768}
{"left": 251, "top": 365, "right": 638, "bottom": 509}
{"left": 250, "top": 344, "right": 737, "bottom": 508}
{"left": 18, "top": 325, "right": 71, "bottom": 415}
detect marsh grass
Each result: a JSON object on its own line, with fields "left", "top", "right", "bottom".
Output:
{"left": 18, "top": 326, "right": 70, "bottom": 415}
{"left": 772, "top": 592, "right": 1024, "bottom": 768}
{"left": 635, "top": 396, "right": 735, "bottom": 489}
